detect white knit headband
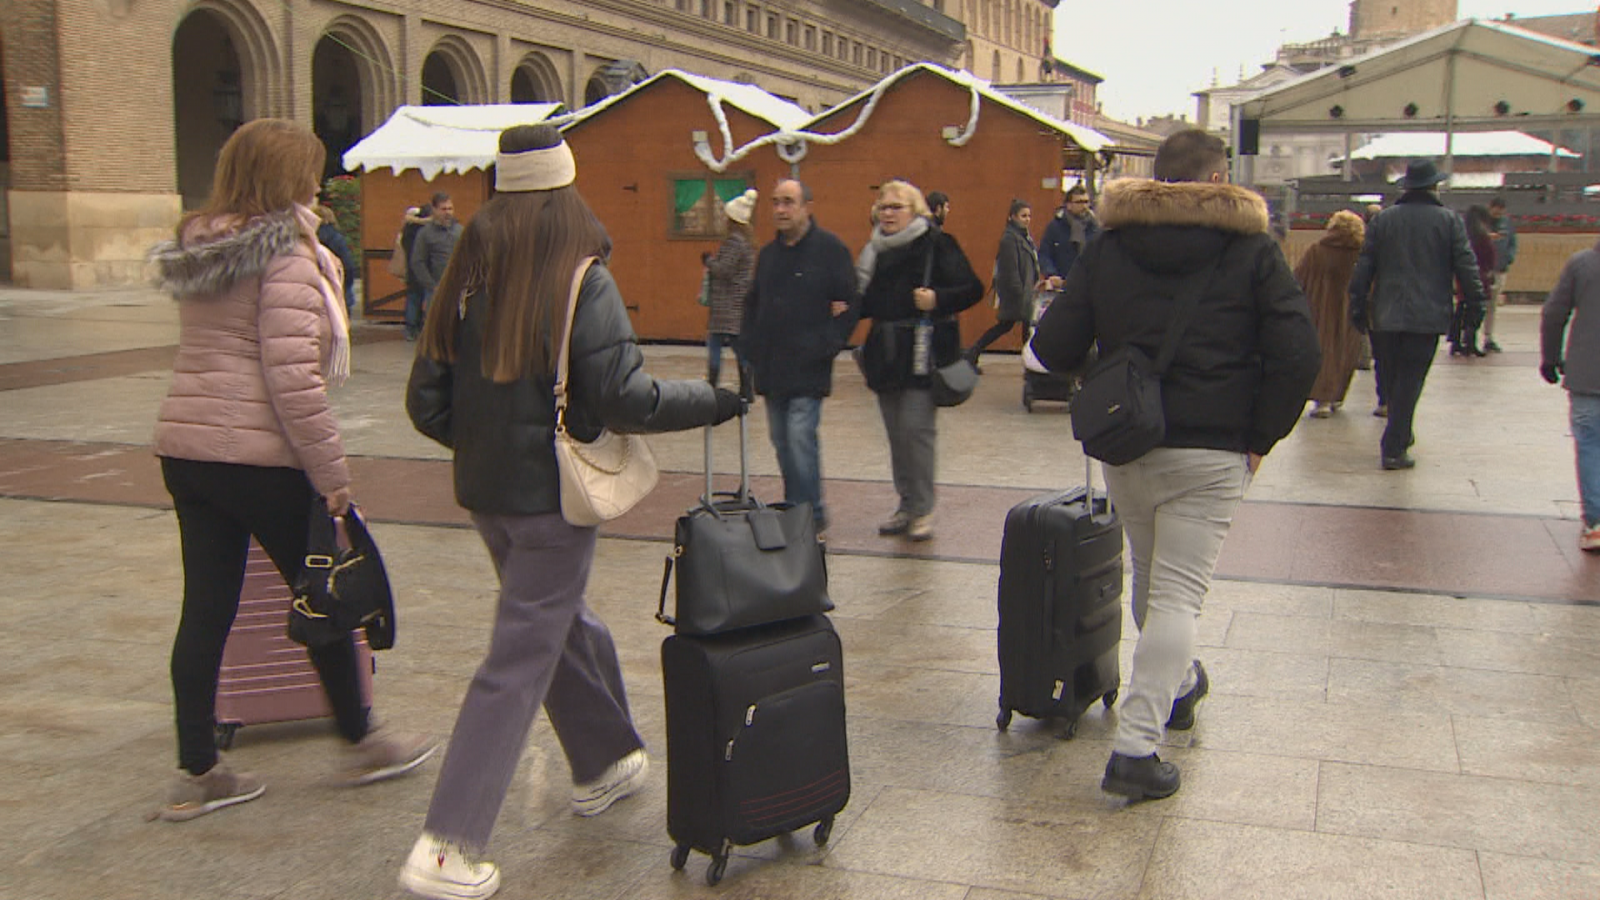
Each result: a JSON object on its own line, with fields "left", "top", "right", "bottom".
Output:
{"left": 494, "top": 143, "right": 576, "bottom": 192}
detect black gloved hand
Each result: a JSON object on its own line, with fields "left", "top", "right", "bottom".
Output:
{"left": 712, "top": 387, "right": 744, "bottom": 425}
{"left": 1540, "top": 361, "right": 1563, "bottom": 385}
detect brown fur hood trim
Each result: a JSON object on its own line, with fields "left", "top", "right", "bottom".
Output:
{"left": 1099, "top": 179, "right": 1269, "bottom": 235}
{"left": 1321, "top": 209, "right": 1365, "bottom": 249}
{"left": 148, "top": 213, "right": 301, "bottom": 298}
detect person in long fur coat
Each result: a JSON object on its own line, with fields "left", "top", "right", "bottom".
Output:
{"left": 1294, "top": 210, "right": 1366, "bottom": 417}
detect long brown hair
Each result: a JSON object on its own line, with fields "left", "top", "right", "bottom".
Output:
{"left": 418, "top": 126, "right": 609, "bottom": 382}
{"left": 178, "top": 119, "right": 324, "bottom": 237}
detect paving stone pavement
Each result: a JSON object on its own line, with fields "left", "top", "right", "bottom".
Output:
{"left": 1, "top": 287, "right": 1597, "bottom": 900}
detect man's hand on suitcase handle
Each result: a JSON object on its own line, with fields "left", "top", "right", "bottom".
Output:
{"left": 712, "top": 388, "right": 744, "bottom": 425}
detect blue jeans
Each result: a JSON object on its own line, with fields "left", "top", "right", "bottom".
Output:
{"left": 707, "top": 332, "right": 742, "bottom": 387}
{"left": 1572, "top": 392, "right": 1600, "bottom": 527}
{"left": 764, "top": 395, "right": 825, "bottom": 529}
{"left": 405, "top": 285, "right": 429, "bottom": 335}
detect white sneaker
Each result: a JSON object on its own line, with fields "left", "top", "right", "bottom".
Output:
{"left": 398, "top": 833, "right": 501, "bottom": 900}
{"left": 1581, "top": 524, "right": 1600, "bottom": 554}
{"left": 571, "top": 749, "right": 648, "bottom": 817}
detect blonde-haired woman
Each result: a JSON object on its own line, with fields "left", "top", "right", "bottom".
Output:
{"left": 855, "top": 179, "right": 983, "bottom": 541}
{"left": 149, "top": 119, "right": 434, "bottom": 822}
{"left": 705, "top": 188, "right": 757, "bottom": 386}
{"left": 1294, "top": 209, "right": 1367, "bottom": 417}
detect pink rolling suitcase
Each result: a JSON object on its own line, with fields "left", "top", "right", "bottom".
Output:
{"left": 213, "top": 540, "right": 374, "bottom": 748}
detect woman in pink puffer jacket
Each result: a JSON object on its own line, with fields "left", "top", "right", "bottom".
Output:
{"left": 148, "top": 119, "right": 432, "bottom": 822}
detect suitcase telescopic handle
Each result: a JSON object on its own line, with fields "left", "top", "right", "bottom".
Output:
{"left": 702, "top": 364, "right": 753, "bottom": 508}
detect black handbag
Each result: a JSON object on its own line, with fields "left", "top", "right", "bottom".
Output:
{"left": 287, "top": 504, "right": 396, "bottom": 650}
{"left": 932, "top": 356, "right": 979, "bottom": 407}
{"left": 656, "top": 393, "right": 832, "bottom": 636}
{"left": 1069, "top": 255, "right": 1224, "bottom": 466}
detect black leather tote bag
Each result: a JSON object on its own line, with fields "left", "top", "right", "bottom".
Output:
{"left": 288, "top": 505, "right": 396, "bottom": 650}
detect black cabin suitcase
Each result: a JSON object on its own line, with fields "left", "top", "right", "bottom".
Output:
{"left": 661, "top": 615, "right": 851, "bottom": 886}
{"left": 996, "top": 458, "right": 1123, "bottom": 737}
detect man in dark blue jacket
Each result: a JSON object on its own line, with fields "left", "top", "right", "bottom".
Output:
{"left": 1031, "top": 130, "right": 1320, "bottom": 801}
{"left": 1038, "top": 183, "right": 1099, "bottom": 285}
{"left": 742, "top": 179, "right": 860, "bottom": 533}
{"left": 1349, "top": 159, "right": 1486, "bottom": 470}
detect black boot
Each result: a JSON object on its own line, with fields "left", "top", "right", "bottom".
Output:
{"left": 1166, "top": 661, "right": 1209, "bottom": 731}
{"left": 1102, "top": 752, "right": 1180, "bottom": 800}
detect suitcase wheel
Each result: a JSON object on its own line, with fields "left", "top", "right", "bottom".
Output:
{"left": 813, "top": 816, "right": 834, "bottom": 846}
{"left": 670, "top": 845, "right": 690, "bottom": 871}
{"left": 995, "top": 706, "right": 1013, "bottom": 731}
{"left": 1059, "top": 718, "right": 1079, "bottom": 740}
{"left": 214, "top": 723, "right": 239, "bottom": 751}
{"left": 1103, "top": 689, "right": 1119, "bottom": 710}
{"left": 706, "top": 853, "right": 728, "bottom": 887}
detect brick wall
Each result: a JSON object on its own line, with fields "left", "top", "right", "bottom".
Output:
{"left": 1, "top": 0, "right": 67, "bottom": 192}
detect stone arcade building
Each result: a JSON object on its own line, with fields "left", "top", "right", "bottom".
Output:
{"left": 0, "top": 0, "right": 989, "bottom": 289}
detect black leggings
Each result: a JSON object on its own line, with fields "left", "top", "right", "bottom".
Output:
{"left": 967, "top": 318, "right": 1030, "bottom": 357}
{"left": 161, "top": 457, "right": 368, "bottom": 775}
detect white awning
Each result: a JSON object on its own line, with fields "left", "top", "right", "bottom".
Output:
{"left": 342, "top": 104, "right": 565, "bottom": 178}
{"left": 1239, "top": 19, "right": 1600, "bottom": 134}
{"left": 1352, "top": 131, "right": 1580, "bottom": 159}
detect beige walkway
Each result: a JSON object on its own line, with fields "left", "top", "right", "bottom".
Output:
{"left": 1, "top": 287, "right": 1597, "bottom": 900}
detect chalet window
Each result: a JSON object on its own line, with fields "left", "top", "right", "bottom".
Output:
{"left": 671, "top": 173, "right": 755, "bottom": 239}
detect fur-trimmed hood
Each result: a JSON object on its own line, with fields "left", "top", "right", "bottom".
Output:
{"left": 149, "top": 213, "right": 302, "bottom": 298}
{"left": 1320, "top": 210, "right": 1366, "bottom": 250}
{"left": 1099, "top": 179, "right": 1269, "bottom": 235}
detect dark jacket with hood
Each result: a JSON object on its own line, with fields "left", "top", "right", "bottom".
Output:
{"left": 858, "top": 227, "right": 985, "bottom": 393}
{"left": 741, "top": 221, "right": 861, "bottom": 400}
{"left": 1031, "top": 179, "right": 1321, "bottom": 457}
{"left": 1348, "top": 189, "right": 1486, "bottom": 335}
{"left": 994, "top": 220, "right": 1039, "bottom": 323}
{"left": 406, "top": 261, "right": 719, "bottom": 515}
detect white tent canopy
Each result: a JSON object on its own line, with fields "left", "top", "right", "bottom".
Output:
{"left": 1239, "top": 18, "right": 1600, "bottom": 134}
{"left": 1350, "top": 130, "right": 1580, "bottom": 159}
{"left": 342, "top": 104, "right": 564, "bottom": 178}
{"left": 563, "top": 69, "right": 812, "bottom": 131}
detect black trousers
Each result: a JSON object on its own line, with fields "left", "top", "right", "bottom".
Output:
{"left": 1370, "top": 332, "right": 1439, "bottom": 460}
{"left": 968, "top": 318, "right": 1029, "bottom": 357}
{"left": 160, "top": 457, "right": 368, "bottom": 775}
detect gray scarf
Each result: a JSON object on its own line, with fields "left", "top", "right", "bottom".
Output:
{"left": 855, "top": 216, "right": 930, "bottom": 291}
{"left": 1068, "top": 210, "right": 1097, "bottom": 249}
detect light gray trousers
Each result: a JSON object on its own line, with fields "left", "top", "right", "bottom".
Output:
{"left": 876, "top": 387, "right": 938, "bottom": 517}
{"left": 1101, "top": 448, "right": 1251, "bottom": 758}
{"left": 424, "top": 512, "right": 644, "bottom": 850}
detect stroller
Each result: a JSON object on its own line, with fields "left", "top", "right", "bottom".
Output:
{"left": 1021, "top": 288, "right": 1080, "bottom": 412}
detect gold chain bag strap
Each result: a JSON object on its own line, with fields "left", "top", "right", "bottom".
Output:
{"left": 552, "top": 257, "right": 660, "bottom": 526}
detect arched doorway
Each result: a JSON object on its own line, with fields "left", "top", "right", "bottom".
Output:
{"left": 171, "top": 3, "right": 278, "bottom": 209}
{"left": 584, "top": 60, "right": 648, "bottom": 107}
{"left": 312, "top": 36, "right": 363, "bottom": 179}
{"left": 510, "top": 51, "right": 562, "bottom": 105}
{"left": 421, "top": 53, "right": 458, "bottom": 106}
{"left": 421, "top": 37, "right": 488, "bottom": 106}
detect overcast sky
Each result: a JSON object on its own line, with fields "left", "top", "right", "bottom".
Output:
{"left": 1059, "top": 0, "right": 1590, "bottom": 122}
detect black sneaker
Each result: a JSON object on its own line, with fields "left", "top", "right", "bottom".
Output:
{"left": 1101, "top": 752, "right": 1180, "bottom": 801}
{"left": 1166, "top": 661, "right": 1209, "bottom": 731}
{"left": 1484, "top": 340, "right": 1502, "bottom": 353}
{"left": 1381, "top": 454, "right": 1416, "bottom": 470}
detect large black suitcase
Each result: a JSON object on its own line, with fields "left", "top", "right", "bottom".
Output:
{"left": 661, "top": 616, "right": 851, "bottom": 886}
{"left": 996, "top": 458, "right": 1124, "bottom": 737}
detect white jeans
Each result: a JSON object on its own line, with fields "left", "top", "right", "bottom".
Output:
{"left": 1102, "top": 448, "right": 1251, "bottom": 757}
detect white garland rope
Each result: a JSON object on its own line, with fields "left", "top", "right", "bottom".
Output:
{"left": 693, "top": 76, "right": 983, "bottom": 173}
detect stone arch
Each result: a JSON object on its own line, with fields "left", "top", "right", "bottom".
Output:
{"left": 421, "top": 35, "right": 489, "bottom": 105}
{"left": 171, "top": 1, "right": 283, "bottom": 208}
{"left": 584, "top": 59, "right": 648, "bottom": 107}
{"left": 510, "top": 50, "right": 563, "bottom": 105}
{"left": 318, "top": 15, "right": 395, "bottom": 132}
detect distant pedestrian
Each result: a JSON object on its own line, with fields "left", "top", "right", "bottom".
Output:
{"left": 402, "top": 124, "right": 742, "bottom": 900}
{"left": 1540, "top": 238, "right": 1600, "bottom": 553}
{"left": 1030, "top": 129, "right": 1319, "bottom": 802}
{"left": 1039, "top": 183, "right": 1099, "bottom": 285}
{"left": 1485, "top": 196, "right": 1518, "bottom": 353}
{"left": 1349, "top": 159, "right": 1486, "bottom": 470}
{"left": 1448, "top": 205, "right": 1496, "bottom": 357}
{"left": 399, "top": 204, "right": 431, "bottom": 340}
{"left": 741, "top": 178, "right": 861, "bottom": 534}
{"left": 1295, "top": 210, "right": 1366, "bottom": 417}
{"left": 314, "top": 203, "right": 358, "bottom": 315}
{"left": 964, "top": 198, "right": 1038, "bottom": 368}
{"left": 704, "top": 188, "right": 757, "bottom": 387}
{"left": 409, "top": 192, "right": 461, "bottom": 341}
{"left": 927, "top": 191, "right": 950, "bottom": 227}
{"left": 147, "top": 118, "right": 434, "bottom": 823}
{"left": 856, "top": 179, "right": 983, "bottom": 542}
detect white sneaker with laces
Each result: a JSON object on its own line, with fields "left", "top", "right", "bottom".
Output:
{"left": 571, "top": 749, "right": 648, "bottom": 817}
{"left": 398, "top": 833, "right": 501, "bottom": 900}
{"left": 1581, "top": 523, "right": 1600, "bottom": 553}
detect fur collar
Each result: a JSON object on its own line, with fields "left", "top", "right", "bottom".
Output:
{"left": 1099, "top": 180, "right": 1269, "bottom": 235}
{"left": 149, "top": 213, "right": 301, "bottom": 298}
{"left": 1321, "top": 210, "right": 1366, "bottom": 250}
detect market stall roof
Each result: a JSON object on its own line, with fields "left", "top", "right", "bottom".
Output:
{"left": 1239, "top": 18, "right": 1600, "bottom": 134}
{"left": 342, "top": 103, "right": 564, "bottom": 178}
{"left": 562, "top": 69, "right": 811, "bottom": 132}
{"left": 1351, "top": 130, "right": 1580, "bottom": 159}
{"left": 803, "top": 63, "right": 1110, "bottom": 153}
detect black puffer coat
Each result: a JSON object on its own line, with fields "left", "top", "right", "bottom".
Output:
{"left": 1030, "top": 179, "right": 1320, "bottom": 456}
{"left": 858, "top": 227, "right": 984, "bottom": 394}
{"left": 406, "top": 262, "right": 719, "bottom": 516}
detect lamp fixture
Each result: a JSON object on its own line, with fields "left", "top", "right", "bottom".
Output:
{"left": 1329, "top": 104, "right": 1344, "bottom": 119}
{"left": 1569, "top": 98, "right": 1586, "bottom": 113}
{"left": 1493, "top": 100, "right": 1510, "bottom": 116}
{"left": 1402, "top": 102, "right": 1419, "bottom": 118}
